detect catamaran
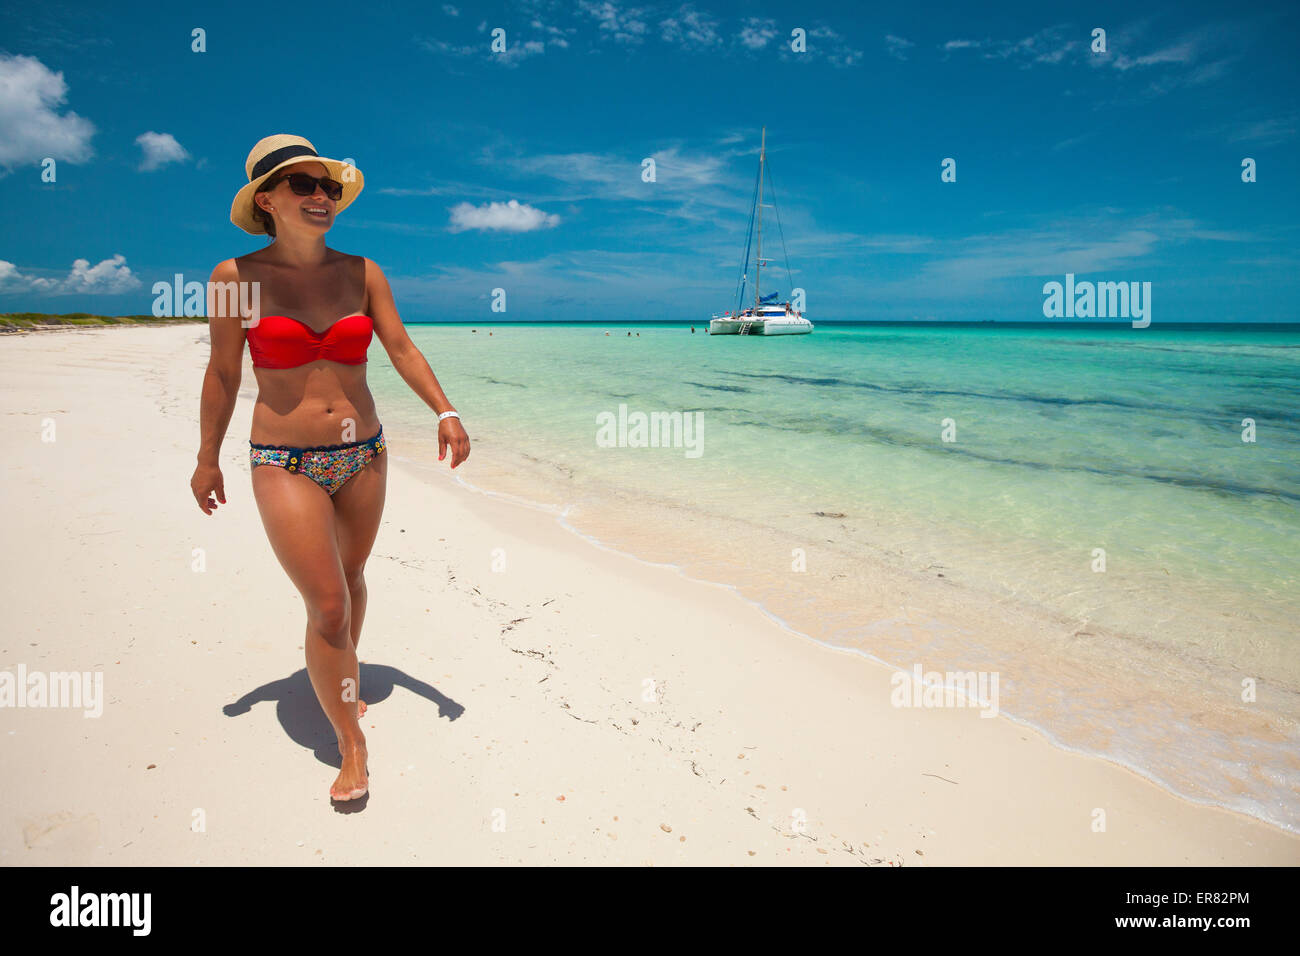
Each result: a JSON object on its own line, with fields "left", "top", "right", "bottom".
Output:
{"left": 709, "top": 127, "right": 813, "bottom": 336}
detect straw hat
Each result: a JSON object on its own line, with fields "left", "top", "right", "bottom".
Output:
{"left": 230, "top": 134, "right": 364, "bottom": 235}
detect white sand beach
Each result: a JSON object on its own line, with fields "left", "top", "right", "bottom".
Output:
{"left": 1, "top": 323, "right": 1296, "bottom": 866}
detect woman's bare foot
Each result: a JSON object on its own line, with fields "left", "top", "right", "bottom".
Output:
{"left": 330, "top": 741, "right": 368, "bottom": 801}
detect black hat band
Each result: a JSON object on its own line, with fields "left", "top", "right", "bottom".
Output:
{"left": 251, "top": 144, "right": 319, "bottom": 181}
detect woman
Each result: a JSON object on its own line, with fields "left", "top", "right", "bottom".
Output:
{"left": 191, "top": 134, "right": 470, "bottom": 802}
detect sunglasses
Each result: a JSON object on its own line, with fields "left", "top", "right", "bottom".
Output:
{"left": 271, "top": 172, "right": 344, "bottom": 201}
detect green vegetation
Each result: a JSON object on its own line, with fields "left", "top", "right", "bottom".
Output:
{"left": 0, "top": 313, "right": 208, "bottom": 330}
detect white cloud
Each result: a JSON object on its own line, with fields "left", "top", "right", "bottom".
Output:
{"left": 530, "top": 18, "right": 577, "bottom": 48}
{"left": 578, "top": 0, "right": 649, "bottom": 44}
{"left": 380, "top": 138, "right": 746, "bottom": 228}
{"left": 448, "top": 199, "right": 560, "bottom": 233}
{"left": 1226, "top": 116, "right": 1297, "bottom": 146}
{"left": 417, "top": 36, "right": 478, "bottom": 57}
{"left": 884, "top": 34, "right": 914, "bottom": 61}
{"left": 805, "top": 24, "right": 863, "bottom": 67}
{"left": 416, "top": 7, "right": 859, "bottom": 68}
{"left": 916, "top": 214, "right": 1247, "bottom": 285}
{"left": 0, "top": 53, "right": 95, "bottom": 173}
{"left": 738, "top": 16, "right": 777, "bottom": 50}
{"left": 923, "top": 230, "right": 1161, "bottom": 283}
{"left": 419, "top": 12, "right": 573, "bottom": 65}
{"left": 941, "top": 25, "right": 1077, "bottom": 67}
{"left": 442, "top": 4, "right": 459, "bottom": 15}
{"left": 482, "top": 144, "right": 727, "bottom": 206}
{"left": 135, "top": 131, "right": 189, "bottom": 171}
{"left": 64, "top": 254, "right": 140, "bottom": 292}
{"left": 1106, "top": 35, "right": 1201, "bottom": 73}
{"left": 497, "top": 39, "right": 546, "bottom": 66}
{"left": 389, "top": 249, "right": 723, "bottom": 315}
{"left": 0, "top": 254, "right": 141, "bottom": 295}
{"left": 660, "top": 4, "right": 720, "bottom": 48}
{"left": 532, "top": 147, "right": 718, "bottom": 186}
{"left": 1094, "top": 25, "right": 1238, "bottom": 99}
{"left": 940, "top": 21, "right": 1234, "bottom": 87}
{"left": 0, "top": 260, "right": 52, "bottom": 291}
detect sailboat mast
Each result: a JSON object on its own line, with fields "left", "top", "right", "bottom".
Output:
{"left": 755, "top": 126, "right": 765, "bottom": 311}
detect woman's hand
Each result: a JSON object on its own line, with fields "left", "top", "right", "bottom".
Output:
{"left": 438, "top": 416, "right": 471, "bottom": 469}
{"left": 191, "top": 462, "right": 227, "bottom": 514}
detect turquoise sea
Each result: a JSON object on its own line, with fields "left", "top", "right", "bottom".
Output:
{"left": 370, "top": 323, "right": 1300, "bottom": 832}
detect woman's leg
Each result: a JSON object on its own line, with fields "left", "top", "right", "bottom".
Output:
{"left": 251, "top": 463, "right": 368, "bottom": 800}
{"left": 331, "top": 444, "right": 387, "bottom": 718}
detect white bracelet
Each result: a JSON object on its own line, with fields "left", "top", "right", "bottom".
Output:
{"left": 438, "top": 411, "right": 460, "bottom": 422}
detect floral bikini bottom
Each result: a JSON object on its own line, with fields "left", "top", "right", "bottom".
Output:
{"left": 249, "top": 426, "right": 386, "bottom": 496}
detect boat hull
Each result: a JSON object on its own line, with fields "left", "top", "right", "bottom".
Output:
{"left": 755, "top": 316, "right": 814, "bottom": 335}
{"left": 708, "top": 313, "right": 813, "bottom": 335}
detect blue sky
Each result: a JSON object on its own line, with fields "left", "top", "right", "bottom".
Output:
{"left": 0, "top": 0, "right": 1296, "bottom": 322}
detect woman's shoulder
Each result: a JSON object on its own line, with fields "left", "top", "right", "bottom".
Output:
{"left": 210, "top": 256, "right": 241, "bottom": 282}
{"left": 329, "top": 250, "right": 379, "bottom": 269}
{"left": 232, "top": 247, "right": 269, "bottom": 264}
{"left": 226, "top": 249, "right": 271, "bottom": 278}
{"left": 341, "top": 253, "right": 388, "bottom": 286}
{"left": 223, "top": 248, "right": 375, "bottom": 279}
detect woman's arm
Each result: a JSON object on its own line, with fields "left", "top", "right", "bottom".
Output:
{"left": 192, "top": 259, "right": 245, "bottom": 512}
{"left": 364, "top": 257, "right": 471, "bottom": 468}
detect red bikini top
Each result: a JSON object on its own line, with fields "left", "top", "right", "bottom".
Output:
{"left": 246, "top": 313, "right": 374, "bottom": 369}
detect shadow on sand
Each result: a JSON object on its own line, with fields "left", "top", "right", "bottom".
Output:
{"left": 223, "top": 662, "right": 464, "bottom": 812}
